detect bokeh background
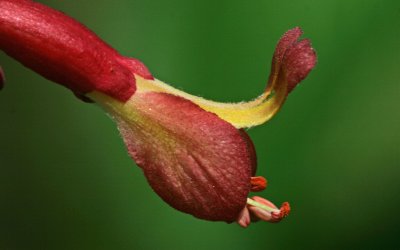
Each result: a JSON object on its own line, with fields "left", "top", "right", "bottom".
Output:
{"left": 1, "top": 0, "right": 399, "bottom": 249}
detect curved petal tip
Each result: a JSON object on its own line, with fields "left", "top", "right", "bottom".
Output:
{"left": 284, "top": 39, "right": 317, "bottom": 93}
{"left": 132, "top": 27, "right": 316, "bottom": 129}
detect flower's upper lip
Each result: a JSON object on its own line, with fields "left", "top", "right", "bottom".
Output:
{"left": 130, "top": 27, "right": 316, "bottom": 129}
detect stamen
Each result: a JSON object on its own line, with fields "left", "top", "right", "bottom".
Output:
{"left": 250, "top": 176, "right": 267, "bottom": 192}
{"left": 270, "top": 202, "right": 291, "bottom": 222}
{"left": 278, "top": 202, "right": 291, "bottom": 218}
{"left": 246, "top": 198, "right": 280, "bottom": 213}
{"left": 247, "top": 196, "right": 291, "bottom": 223}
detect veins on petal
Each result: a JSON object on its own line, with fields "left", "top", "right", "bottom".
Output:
{"left": 89, "top": 91, "right": 252, "bottom": 222}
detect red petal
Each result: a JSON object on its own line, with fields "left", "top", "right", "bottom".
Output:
{"left": 284, "top": 39, "right": 317, "bottom": 93}
{"left": 267, "top": 27, "right": 316, "bottom": 94}
{"left": 237, "top": 207, "right": 251, "bottom": 228}
{"left": 268, "top": 27, "right": 303, "bottom": 84}
{"left": 114, "top": 92, "right": 253, "bottom": 222}
{"left": 238, "top": 129, "right": 257, "bottom": 175}
{"left": 267, "top": 27, "right": 302, "bottom": 88}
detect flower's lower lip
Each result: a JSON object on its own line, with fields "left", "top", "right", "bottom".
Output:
{"left": 89, "top": 90, "right": 253, "bottom": 222}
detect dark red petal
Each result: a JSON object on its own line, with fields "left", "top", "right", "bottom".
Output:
{"left": 114, "top": 92, "right": 252, "bottom": 222}
{"left": 267, "top": 27, "right": 316, "bottom": 94}
{"left": 283, "top": 39, "right": 317, "bottom": 93}
{"left": 238, "top": 129, "right": 257, "bottom": 175}
{"left": 268, "top": 27, "right": 302, "bottom": 86}
{"left": 237, "top": 207, "right": 251, "bottom": 228}
{"left": 0, "top": 0, "right": 151, "bottom": 101}
{"left": 273, "top": 27, "right": 303, "bottom": 63}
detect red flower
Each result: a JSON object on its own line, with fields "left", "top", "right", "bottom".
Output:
{"left": 0, "top": 0, "right": 316, "bottom": 226}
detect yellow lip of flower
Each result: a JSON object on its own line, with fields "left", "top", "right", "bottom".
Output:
{"left": 121, "top": 27, "right": 315, "bottom": 129}
{"left": 130, "top": 73, "right": 287, "bottom": 128}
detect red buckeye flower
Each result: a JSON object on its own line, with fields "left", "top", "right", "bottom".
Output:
{"left": 0, "top": 0, "right": 316, "bottom": 227}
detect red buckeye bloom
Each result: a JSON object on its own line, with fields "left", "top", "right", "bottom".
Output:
{"left": 0, "top": 0, "right": 316, "bottom": 226}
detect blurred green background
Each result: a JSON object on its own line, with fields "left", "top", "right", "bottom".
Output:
{"left": 1, "top": 0, "right": 399, "bottom": 249}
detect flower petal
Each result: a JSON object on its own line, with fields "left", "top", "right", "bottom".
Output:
{"left": 132, "top": 27, "right": 316, "bottom": 128}
{"left": 238, "top": 129, "right": 257, "bottom": 175}
{"left": 90, "top": 91, "right": 253, "bottom": 222}
{"left": 284, "top": 39, "right": 317, "bottom": 93}
{"left": 237, "top": 207, "right": 251, "bottom": 228}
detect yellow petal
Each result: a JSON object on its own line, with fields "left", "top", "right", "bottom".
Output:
{"left": 133, "top": 27, "right": 316, "bottom": 128}
{"left": 134, "top": 72, "right": 288, "bottom": 129}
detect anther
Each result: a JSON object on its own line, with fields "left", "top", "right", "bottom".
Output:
{"left": 250, "top": 176, "right": 267, "bottom": 192}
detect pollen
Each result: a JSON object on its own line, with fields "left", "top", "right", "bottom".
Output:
{"left": 250, "top": 176, "right": 267, "bottom": 192}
